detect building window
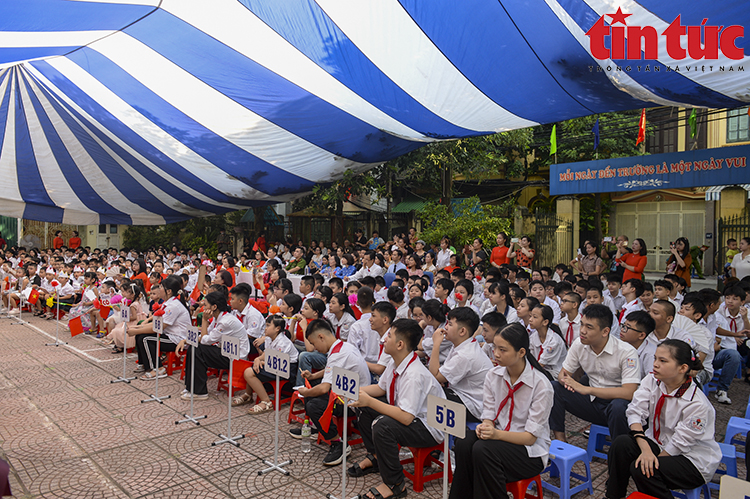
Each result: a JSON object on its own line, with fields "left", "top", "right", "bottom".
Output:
{"left": 110, "top": 225, "right": 118, "bottom": 234}
{"left": 727, "top": 107, "right": 749, "bottom": 143}
{"left": 98, "top": 224, "right": 106, "bottom": 234}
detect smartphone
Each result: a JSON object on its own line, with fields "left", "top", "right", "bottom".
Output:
{"left": 603, "top": 237, "right": 612, "bottom": 243}
{"left": 577, "top": 248, "right": 583, "bottom": 256}
{"left": 511, "top": 238, "right": 519, "bottom": 244}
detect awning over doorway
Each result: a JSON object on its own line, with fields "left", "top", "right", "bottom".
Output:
{"left": 704, "top": 185, "right": 750, "bottom": 201}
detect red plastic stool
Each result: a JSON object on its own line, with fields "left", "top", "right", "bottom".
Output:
{"left": 506, "top": 475, "right": 543, "bottom": 499}
{"left": 216, "top": 359, "right": 254, "bottom": 397}
{"left": 399, "top": 443, "right": 451, "bottom": 493}
{"left": 626, "top": 493, "right": 660, "bottom": 499}
{"left": 164, "top": 351, "right": 184, "bottom": 376}
{"left": 258, "top": 379, "right": 294, "bottom": 406}
{"left": 288, "top": 390, "right": 307, "bottom": 424}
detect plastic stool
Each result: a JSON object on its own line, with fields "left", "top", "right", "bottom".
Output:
{"left": 316, "top": 415, "right": 362, "bottom": 446}
{"left": 258, "top": 379, "right": 294, "bottom": 406}
{"left": 542, "top": 440, "right": 593, "bottom": 498}
{"left": 708, "top": 442, "right": 737, "bottom": 491}
{"left": 724, "top": 416, "right": 750, "bottom": 459}
{"left": 399, "top": 443, "right": 451, "bottom": 493}
{"left": 164, "top": 351, "right": 184, "bottom": 377}
{"left": 744, "top": 394, "right": 750, "bottom": 419}
{"left": 448, "top": 422, "right": 479, "bottom": 449}
{"left": 287, "top": 390, "right": 307, "bottom": 424}
{"left": 670, "top": 484, "right": 710, "bottom": 499}
{"left": 506, "top": 475, "right": 543, "bottom": 499}
{"left": 586, "top": 424, "right": 611, "bottom": 461}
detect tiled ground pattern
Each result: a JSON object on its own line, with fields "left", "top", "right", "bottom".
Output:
{"left": 0, "top": 315, "right": 746, "bottom": 498}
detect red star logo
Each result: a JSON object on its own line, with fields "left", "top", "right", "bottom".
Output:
{"left": 607, "top": 7, "right": 632, "bottom": 26}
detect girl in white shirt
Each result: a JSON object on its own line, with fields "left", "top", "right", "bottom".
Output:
{"left": 450, "top": 323, "right": 554, "bottom": 499}
{"left": 528, "top": 304, "right": 567, "bottom": 379}
{"left": 236, "top": 315, "right": 299, "bottom": 414}
{"left": 606, "top": 339, "right": 721, "bottom": 499}
{"left": 488, "top": 281, "right": 519, "bottom": 324}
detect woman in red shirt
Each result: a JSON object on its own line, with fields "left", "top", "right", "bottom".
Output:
{"left": 515, "top": 236, "right": 535, "bottom": 270}
{"left": 52, "top": 231, "right": 64, "bottom": 250}
{"left": 68, "top": 231, "right": 81, "bottom": 249}
{"left": 489, "top": 232, "right": 515, "bottom": 268}
{"left": 616, "top": 237, "right": 648, "bottom": 281}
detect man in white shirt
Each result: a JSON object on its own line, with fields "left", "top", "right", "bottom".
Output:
{"left": 350, "top": 251, "right": 384, "bottom": 281}
{"left": 619, "top": 310, "right": 656, "bottom": 380}
{"left": 619, "top": 279, "right": 645, "bottom": 324}
{"left": 550, "top": 304, "right": 640, "bottom": 442}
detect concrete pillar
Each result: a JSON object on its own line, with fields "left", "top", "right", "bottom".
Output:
{"left": 719, "top": 187, "right": 747, "bottom": 218}
{"left": 705, "top": 200, "right": 715, "bottom": 275}
{"left": 556, "top": 196, "right": 581, "bottom": 251}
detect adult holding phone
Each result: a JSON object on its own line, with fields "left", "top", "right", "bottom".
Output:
{"left": 515, "top": 236, "right": 535, "bottom": 270}
{"left": 572, "top": 242, "right": 604, "bottom": 278}
{"left": 617, "top": 238, "right": 648, "bottom": 281}
{"left": 666, "top": 237, "right": 692, "bottom": 289}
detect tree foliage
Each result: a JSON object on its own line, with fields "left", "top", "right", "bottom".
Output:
{"left": 417, "top": 196, "right": 513, "bottom": 248}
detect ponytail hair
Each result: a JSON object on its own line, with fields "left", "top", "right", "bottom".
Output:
{"left": 305, "top": 297, "right": 327, "bottom": 319}
{"left": 162, "top": 275, "right": 188, "bottom": 310}
{"left": 422, "top": 299, "right": 450, "bottom": 323}
{"left": 331, "top": 292, "right": 355, "bottom": 318}
{"left": 266, "top": 314, "right": 291, "bottom": 340}
{"left": 499, "top": 323, "right": 554, "bottom": 382}
{"left": 128, "top": 282, "right": 144, "bottom": 303}
{"left": 205, "top": 291, "right": 231, "bottom": 313}
{"left": 660, "top": 339, "right": 703, "bottom": 375}
{"left": 532, "top": 304, "right": 567, "bottom": 347}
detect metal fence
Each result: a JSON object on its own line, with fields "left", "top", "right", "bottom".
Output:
{"left": 534, "top": 209, "right": 574, "bottom": 270}
{"left": 717, "top": 212, "right": 750, "bottom": 271}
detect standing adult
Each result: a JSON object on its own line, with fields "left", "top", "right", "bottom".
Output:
{"left": 602, "top": 235, "right": 631, "bottom": 279}
{"left": 68, "top": 231, "right": 81, "bottom": 250}
{"left": 489, "top": 232, "right": 514, "bottom": 269}
{"left": 256, "top": 231, "right": 267, "bottom": 254}
{"left": 436, "top": 237, "right": 453, "bottom": 270}
{"left": 617, "top": 238, "right": 648, "bottom": 281}
{"left": 465, "top": 238, "right": 488, "bottom": 269}
{"left": 53, "top": 231, "right": 64, "bottom": 250}
{"left": 666, "top": 237, "right": 692, "bottom": 289}
{"left": 216, "top": 229, "right": 230, "bottom": 254}
{"left": 574, "top": 242, "right": 604, "bottom": 278}
{"left": 515, "top": 236, "right": 535, "bottom": 270}
{"left": 730, "top": 237, "right": 750, "bottom": 280}
{"left": 0, "top": 232, "right": 5, "bottom": 251}
{"left": 367, "top": 231, "right": 385, "bottom": 250}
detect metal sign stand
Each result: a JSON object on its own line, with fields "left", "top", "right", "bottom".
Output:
{"left": 427, "top": 395, "right": 466, "bottom": 499}
{"left": 142, "top": 317, "right": 170, "bottom": 404}
{"left": 177, "top": 326, "right": 207, "bottom": 425}
{"left": 45, "top": 288, "right": 66, "bottom": 346}
{"left": 112, "top": 307, "right": 135, "bottom": 384}
{"left": 259, "top": 349, "right": 292, "bottom": 476}
{"left": 213, "top": 334, "right": 244, "bottom": 447}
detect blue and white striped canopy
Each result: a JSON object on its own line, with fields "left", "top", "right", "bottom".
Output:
{"left": 1, "top": 0, "right": 748, "bottom": 224}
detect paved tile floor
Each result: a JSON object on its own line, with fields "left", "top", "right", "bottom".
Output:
{"left": 0, "top": 315, "right": 747, "bottom": 498}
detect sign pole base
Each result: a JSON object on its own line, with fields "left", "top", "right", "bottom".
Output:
{"left": 259, "top": 374, "right": 291, "bottom": 476}
{"left": 112, "top": 322, "right": 134, "bottom": 383}
{"left": 177, "top": 346, "right": 206, "bottom": 425}
{"left": 142, "top": 333, "right": 168, "bottom": 403}
{"left": 213, "top": 360, "right": 242, "bottom": 446}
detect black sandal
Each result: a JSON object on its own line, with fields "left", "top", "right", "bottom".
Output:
{"left": 358, "top": 481, "right": 407, "bottom": 499}
{"left": 347, "top": 454, "right": 379, "bottom": 477}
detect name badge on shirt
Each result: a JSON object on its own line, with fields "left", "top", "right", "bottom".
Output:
{"left": 427, "top": 395, "right": 466, "bottom": 438}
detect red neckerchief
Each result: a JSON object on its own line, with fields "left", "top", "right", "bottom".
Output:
{"left": 495, "top": 376, "right": 525, "bottom": 431}
{"left": 390, "top": 352, "right": 418, "bottom": 405}
{"left": 653, "top": 377, "right": 692, "bottom": 444}
{"left": 329, "top": 340, "right": 344, "bottom": 357}
{"left": 566, "top": 322, "right": 575, "bottom": 347}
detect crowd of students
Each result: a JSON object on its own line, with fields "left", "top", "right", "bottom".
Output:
{"left": 1, "top": 231, "right": 750, "bottom": 499}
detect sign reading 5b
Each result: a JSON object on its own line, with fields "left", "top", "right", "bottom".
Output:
{"left": 152, "top": 317, "right": 163, "bottom": 334}
{"left": 220, "top": 335, "right": 241, "bottom": 360}
{"left": 265, "top": 349, "right": 290, "bottom": 379}
{"left": 331, "top": 367, "right": 359, "bottom": 400}
{"left": 427, "top": 395, "right": 466, "bottom": 439}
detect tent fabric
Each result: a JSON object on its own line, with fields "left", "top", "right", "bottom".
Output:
{"left": 0, "top": 0, "right": 748, "bottom": 225}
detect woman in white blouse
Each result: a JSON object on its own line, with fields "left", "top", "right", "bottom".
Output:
{"left": 450, "top": 323, "right": 553, "bottom": 499}
{"left": 606, "top": 339, "right": 721, "bottom": 499}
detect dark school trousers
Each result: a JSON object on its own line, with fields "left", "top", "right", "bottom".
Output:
{"left": 549, "top": 380, "right": 630, "bottom": 439}
{"left": 304, "top": 393, "right": 346, "bottom": 441}
{"left": 358, "top": 405, "right": 438, "bottom": 487}
{"left": 136, "top": 333, "right": 177, "bottom": 370}
{"left": 449, "top": 431, "right": 544, "bottom": 499}
{"left": 444, "top": 386, "right": 481, "bottom": 424}
{"left": 606, "top": 434, "right": 705, "bottom": 499}
{"left": 183, "top": 344, "right": 230, "bottom": 396}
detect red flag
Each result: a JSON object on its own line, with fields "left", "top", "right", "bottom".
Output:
{"left": 318, "top": 389, "right": 339, "bottom": 433}
{"left": 69, "top": 316, "right": 84, "bottom": 336}
{"left": 252, "top": 242, "right": 258, "bottom": 252}
{"left": 27, "top": 288, "right": 39, "bottom": 305}
{"left": 635, "top": 108, "right": 646, "bottom": 146}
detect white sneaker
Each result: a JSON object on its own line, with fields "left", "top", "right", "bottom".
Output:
{"left": 140, "top": 367, "right": 167, "bottom": 380}
{"left": 181, "top": 392, "right": 208, "bottom": 400}
{"left": 716, "top": 390, "right": 732, "bottom": 404}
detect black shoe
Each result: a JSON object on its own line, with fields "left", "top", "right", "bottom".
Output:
{"left": 289, "top": 427, "right": 318, "bottom": 440}
{"left": 323, "top": 441, "right": 351, "bottom": 466}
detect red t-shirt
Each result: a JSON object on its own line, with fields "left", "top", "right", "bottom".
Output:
{"left": 53, "top": 237, "right": 64, "bottom": 249}
{"left": 68, "top": 237, "right": 81, "bottom": 249}
{"left": 490, "top": 246, "right": 511, "bottom": 267}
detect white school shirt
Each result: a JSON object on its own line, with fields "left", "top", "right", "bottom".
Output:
{"left": 436, "top": 249, "right": 452, "bottom": 270}
{"left": 641, "top": 326, "right": 697, "bottom": 375}
{"left": 439, "top": 338, "right": 492, "bottom": 419}
{"left": 40, "top": 278, "right": 55, "bottom": 294}
{"left": 324, "top": 311, "right": 357, "bottom": 341}
{"left": 730, "top": 251, "right": 750, "bottom": 280}
{"left": 235, "top": 302, "right": 265, "bottom": 339}
{"left": 202, "top": 311, "right": 251, "bottom": 359}
{"left": 482, "top": 362, "right": 553, "bottom": 467}
{"left": 478, "top": 298, "right": 494, "bottom": 319}
{"left": 619, "top": 298, "right": 644, "bottom": 324}
{"left": 347, "top": 313, "right": 380, "bottom": 363}
{"left": 671, "top": 314, "right": 711, "bottom": 356}
{"left": 717, "top": 307, "right": 743, "bottom": 350}
{"left": 495, "top": 305, "right": 519, "bottom": 324}
{"left": 57, "top": 282, "right": 75, "bottom": 297}
{"left": 322, "top": 339, "right": 371, "bottom": 388}
{"left": 694, "top": 320, "right": 715, "bottom": 378}
{"left": 422, "top": 323, "right": 452, "bottom": 364}
{"left": 454, "top": 301, "right": 480, "bottom": 316}
{"left": 626, "top": 374, "right": 721, "bottom": 484}
{"left": 529, "top": 330, "right": 566, "bottom": 379}
{"left": 161, "top": 296, "right": 191, "bottom": 344}
{"left": 583, "top": 295, "right": 618, "bottom": 317}
{"left": 562, "top": 336, "right": 640, "bottom": 401}
{"left": 351, "top": 263, "right": 384, "bottom": 281}
{"left": 558, "top": 313, "right": 581, "bottom": 348}
{"left": 544, "top": 296, "right": 562, "bottom": 324}
{"left": 635, "top": 341, "right": 652, "bottom": 379}
{"left": 378, "top": 353, "right": 446, "bottom": 443}
{"left": 377, "top": 329, "right": 393, "bottom": 367}
{"left": 264, "top": 333, "right": 299, "bottom": 364}
{"left": 395, "top": 302, "right": 409, "bottom": 319}
{"left": 674, "top": 292, "right": 684, "bottom": 307}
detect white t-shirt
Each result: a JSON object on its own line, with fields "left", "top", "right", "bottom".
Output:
{"left": 161, "top": 296, "right": 191, "bottom": 345}
{"left": 731, "top": 252, "right": 750, "bottom": 280}
{"left": 439, "top": 338, "right": 492, "bottom": 419}
{"left": 347, "top": 313, "right": 380, "bottom": 363}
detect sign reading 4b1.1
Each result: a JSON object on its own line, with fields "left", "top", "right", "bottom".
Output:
{"left": 332, "top": 367, "right": 359, "bottom": 400}
{"left": 427, "top": 395, "right": 465, "bottom": 439}
{"left": 220, "top": 335, "right": 241, "bottom": 361}
{"left": 265, "top": 349, "right": 290, "bottom": 379}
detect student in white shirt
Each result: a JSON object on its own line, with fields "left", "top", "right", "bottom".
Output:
{"left": 711, "top": 286, "right": 750, "bottom": 404}
{"left": 605, "top": 275, "right": 626, "bottom": 314}
{"left": 234, "top": 315, "right": 299, "bottom": 413}
{"left": 323, "top": 292, "right": 357, "bottom": 341}
{"left": 678, "top": 295, "right": 714, "bottom": 386}
{"left": 294, "top": 318, "right": 370, "bottom": 466}
{"left": 450, "top": 323, "right": 554, "bottom": 499}
{"left": 529, "top": 279, "right": 562, "bottom": 324}
{"left": 619, "top": 278, "right": 645, "bottom": 324}
{"left": 429, "top": 307, "right": 492, "bottom": 423}
{"left": 369, "top": 302, "right": 396, "bottom": 377}
{"left": 620, "top": 311, "right": 657, "bottom": 380}
{"left": 528, "top": 304, "right": 567, "bottom": 379}
{"left": 177, "top": 290, "right": 249, "bottom": 398}
{"left": 550, "top": 304, "right": 640, "bottom": 442}
{"left": 347, "top": 287, "right": 379, "bottom": 365}
{"left": 643, "top": 300, "right": 699, "bottom": 362}
{"left": 453, "top": 279, "right": 480, "bottom": 315}
{"left": 586, "top": 286, "right": 620, "bottom": 338}
{"left": 347, "top": 319, "right": 446, "bottom": 499}
{"left": 475, "top": 311, "right": 508, "bottom": 361}
{"left": 419, "top": 299, "right": 452, "bottom": 364}
{"left": 229, "top": 284, "right": 265, "bottom": 353}
{"left": 516, "top": 296, "right": 539, "bottom": 330}
{"left": 387, "top": 286, "right": 409, "bottom": 319}
{"left": 558, "top": 292, "right": 582, "bottom": 347}
{"left": 606, "top": 339, "right": 721, "bottom": 499}
{"left": 436, "top": 237, "right": 453, "bottom": 270}
{"left": 486, "top": 281, "right": 518, "bottom": 324}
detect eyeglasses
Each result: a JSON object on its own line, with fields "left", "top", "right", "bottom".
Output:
{"left": 621, "top": 324, "right": 646, "bottom": 334}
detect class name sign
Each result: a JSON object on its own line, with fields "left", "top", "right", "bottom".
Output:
{"left": 550, "top": 144, "right": 749, "bottom": 195}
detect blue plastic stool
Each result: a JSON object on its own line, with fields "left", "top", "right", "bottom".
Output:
{"left": 671, "top": 484, "right": 710, "bottom": 499}
{"left": 542, "top": 440, "right": 593, "bottom": 498}
{"left": 724, "top": 416, "right": 750, "bottom": 459}
{"left": 708, "top": 442, "right": 737, "bottom": 491}
{"left": 448, "top": 422, "right": 479, "bottom": 449}
{"left": 586, "top": 424, "right": 611, "bottom": 462}
{"left": 744, "top": 393, "right": 750, "bottom": 419}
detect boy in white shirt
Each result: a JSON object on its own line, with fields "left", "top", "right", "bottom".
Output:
{"left": 619, "top": 278, "right": 645, "bottom": 324}
{"left": 475, "top": 311, "right": 507, "bottom": 360}
{"left": 605, "top": 275, "right": 626, "bottom": 314}
{"left": 347, "top": 287, "right": 380, "bottom": 366}
{"left": 229, "top": 284, "right": 266, "bottom": 354}
{"left": 529, "top": 279, "right": 562, "bottom": 323}
{"left": 678, "top": 294, "right": 714, "bottom": 387}
{"left": 712, "top": 286, "right": 750, "bottom": 404}
{"left": 558, "top": 292, "right": 582, "bottom": 347}
{"left": 620, "top": 310, "right": 656, "bottom": 379}
{"left": 347, "top": 319, "right": 446, "bottom": 499}
{"left": 428, "top": 307, "right": 492, "bottom": 423}
{"left": 368, "top": 301, "right": 396, "bottom": 378}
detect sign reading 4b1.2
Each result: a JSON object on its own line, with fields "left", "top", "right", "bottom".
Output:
{"left": 427, "top": 395, "right": 465, "bottom": 439}
{"left": 265, "top": 349, "right": 290, "bottom": 379}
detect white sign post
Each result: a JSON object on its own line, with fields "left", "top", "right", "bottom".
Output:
{"left": 176, "top": 326, "right": 207, "bottom": 425}
{"left": 141, "top": 316, "right": 170, "bottom": 403}
{"left": 427, "top": 395, "right": 466, "bottom": 499}
{"left": 258, "top": 348, "right": 292, "bottom": 476}
{"left": 326, "top": 367, "right": 360, "bottom": 499}
{"left": 212, "top": 334, "right": 244, "bottom": 447}
{"left": 44, "top": 285, "right": 65, "bottom": 346}
{"left": 111, "top": 307, "right": 135, "bottom": 384}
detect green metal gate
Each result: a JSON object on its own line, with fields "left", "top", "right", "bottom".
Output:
{"left": 534, "top": 209, "right": 574, "bottom": 270}
{"left": 0, "top": 216, "right": 17, "bottom": 248}
{"left": 717, "top": 212, "right": 750, "bottom": 271}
